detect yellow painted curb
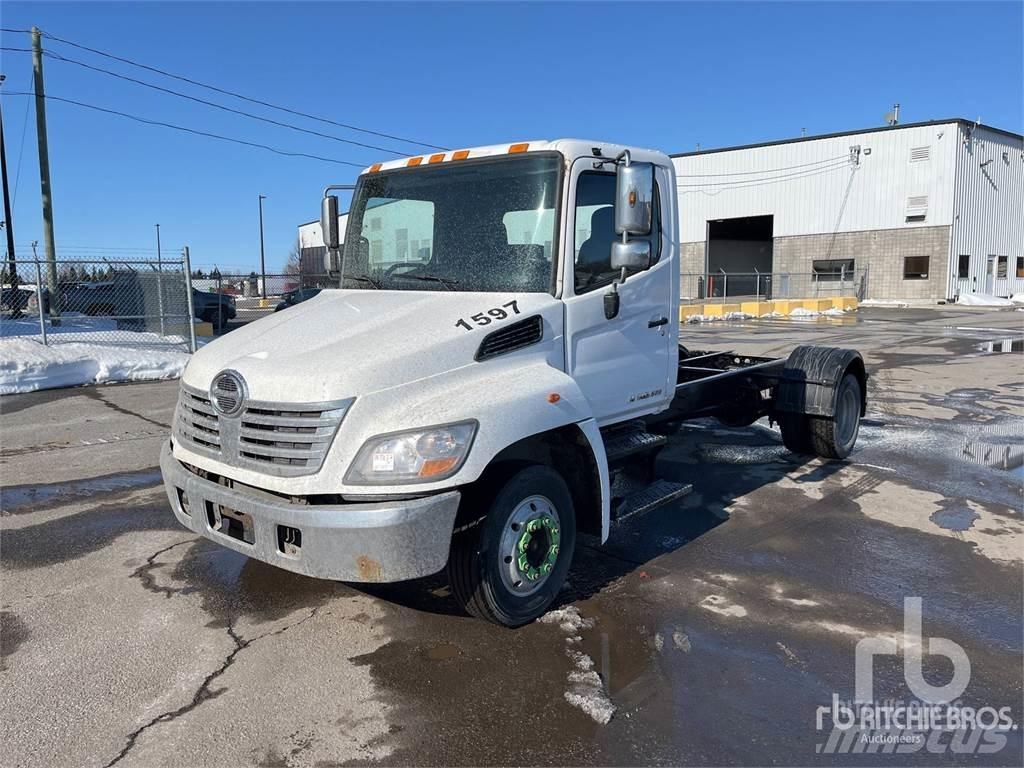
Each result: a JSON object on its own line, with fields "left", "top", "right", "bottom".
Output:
{"left": 259, "top": 298, "right": 272, "bottom": 308}
{"left": 680, "top": 305, "right": 704, "bottom": 321}
{"left": 801, "top": 298, "right": 833, "bottom": 312}
{"left": 831, "top": 296, "right": 859, "bottom": 310}
{"left": 703, "top": 303, "right": 741, "bottom": 317}
{"left": 772, "top": 300, "right": 795, "bottom": 314}
{"left": 194, "top": 321, "right": 215, "bottom": 337}
{"left": 740, "top": 300, "right": 775, "bottom": 317}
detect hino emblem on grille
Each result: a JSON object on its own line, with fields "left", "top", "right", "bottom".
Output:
{"left": 210, "top": 370, "right": 246, "bottom": 417}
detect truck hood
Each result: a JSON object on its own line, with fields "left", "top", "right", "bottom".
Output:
{"left": 183, "top": 290, "right": 564, "bottom": 402}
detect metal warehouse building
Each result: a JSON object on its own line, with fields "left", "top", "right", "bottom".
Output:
{"left": 673, "top": 119, "right": 1023, "bottom": 302}
{"left": 298, "top": 119, "right": 1022, "bottom": 303}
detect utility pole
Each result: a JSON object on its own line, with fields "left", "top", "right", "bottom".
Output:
{"left": 1, "top": 73, "right": 20, "bottom": 317}
{"left": 32, "top": 27, "right": 59, "bottom": 325}
{"left": 258, "top": 194, "right": 267, "bottom": 299}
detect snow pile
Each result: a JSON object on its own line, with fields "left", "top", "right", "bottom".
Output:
{"left": 1011, "top": 294, "right": 1024, "bottom": 305}
{"left": 0, "top": 337, "right": 189, "bottom": 394}
{"left": 539, "top": 605, "right": 616, "bottom": 724}
{"left": 539, "top": 605, "right": 594, "bottom": 634}
{"left": 564, "top": 660, "right": 616, "bottom": 725}
{"left": 957, "top": 293, "right": 1016, "bottom": 307}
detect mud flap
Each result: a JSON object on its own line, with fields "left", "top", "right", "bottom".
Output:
{"left": 773, "top": 345, "right": 867, "bottom": 418}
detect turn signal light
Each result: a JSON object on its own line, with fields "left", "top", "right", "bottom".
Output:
{"left": 419, "top": 457, "right": 460, "bottom": 477}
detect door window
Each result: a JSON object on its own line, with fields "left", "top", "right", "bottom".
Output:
{"left": 573, "top": 172, "right": 661, "bottom": 294}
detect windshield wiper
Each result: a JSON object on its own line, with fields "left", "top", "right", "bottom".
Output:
{"left": 345, "top": 274, "right": 383, "bottom": 289}
{"left": 390, "top": 273, "right": 459, "bottom": 291}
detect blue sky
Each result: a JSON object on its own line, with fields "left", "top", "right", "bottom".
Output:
{"left": 1, "top": 1, "right": 1021, "bottom": 271}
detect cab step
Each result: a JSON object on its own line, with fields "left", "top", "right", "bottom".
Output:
{"left": 602, "top": 422, "right": 667, "bottom": 465}
{"left": 613, "top": 479, "right": 693, "bottom": 522}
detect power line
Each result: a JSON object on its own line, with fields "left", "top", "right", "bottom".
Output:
{"left": 10, "top": 70, "right": 32, "bottom": 207}
{"left": 1, "top": 46, "right": 409, "bottom": 157}
{"left": 0, "top": 91, "right": 369, "bottom": 167}
{"left": 677, "top": 158, "right": 851, "bottom": 188}
{"left": 677, "top": 154, "right": 850, "bottom": 178}
{"left": 34, "top": 27, "right": 449, "bottom": 152}
{"left": 678, "top": 162, "right": 854, "bottom": 195}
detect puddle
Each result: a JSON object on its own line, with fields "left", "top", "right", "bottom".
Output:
{"left": 0, "top": 469, "right": 163, "bottom": 514}
{"left": 974, "top": 337, "right": 1024, "bottom": 354}
{"left": 698, "top": 443, "right": 792, "bottom": 465}
{"left": 929, "top": 506, "right": 981, "bottom": 532}
{"left": 960, "top": 439, "right": 1024, "bottom": 472}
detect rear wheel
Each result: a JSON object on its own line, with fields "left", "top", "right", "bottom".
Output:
{"left": 777, "top": 373, "right": 861, "bottom": 459}
{"left": 808, "top": 373, "right": 862, "bottom": 459}
{"left": 447, "top": 464, "right": 576, "bottom": 627}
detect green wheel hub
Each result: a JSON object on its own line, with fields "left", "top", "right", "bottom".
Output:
{"left": 515, "top": 515, "right": 560, "bottom": 582}
{"left": 499, "top": 494, "right": 562, "bottom": 596}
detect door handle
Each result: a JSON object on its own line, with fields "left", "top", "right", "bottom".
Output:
{"left": 648, "top": 316, "right": 669, "bottom": 328}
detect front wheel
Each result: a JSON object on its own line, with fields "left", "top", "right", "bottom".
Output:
{"left": 447, "top": 465, "right": 576, "bottom": 627}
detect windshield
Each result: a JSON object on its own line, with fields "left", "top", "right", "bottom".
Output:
{"left": 341, "top": 153, "right": 561, "bottom": 293}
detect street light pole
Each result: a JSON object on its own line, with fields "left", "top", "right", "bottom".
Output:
{"left": 258, "top": 194, "right": 267, "bottom": 299}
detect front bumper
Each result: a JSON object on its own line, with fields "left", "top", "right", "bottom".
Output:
{"left": 160, "top": 442, "right": 460, "bottom": 582}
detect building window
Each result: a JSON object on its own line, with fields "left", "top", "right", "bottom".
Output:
{"left": 957, "top": 255, "right": 970, "bottom": 279}
{"left": 997, "top": 255, "right": 1008, "bottom": 279}
{"left": 813, "top": 258, "right": 855, "bottom": 281}
{"left": 1017, "top": 257, "right": 1024, "bottom": 279}
{"left": 395, "top": 228, "right": 408, "bottom": 260}
{"left": 904, "top": 256, "right": 930, "bottom": 280}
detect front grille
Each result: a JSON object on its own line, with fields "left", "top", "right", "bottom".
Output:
{"left": 173, "top": 382, "right": 351, "bottom": 477}
{"left": 176, "top": 386, "right": 221, "bottom": 451}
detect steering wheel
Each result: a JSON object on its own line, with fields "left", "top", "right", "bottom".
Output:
{"left": 384, "top": 262, "right": 427, "bottom": 278}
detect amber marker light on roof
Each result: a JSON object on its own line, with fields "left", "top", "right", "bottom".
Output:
{"left": 368, "top": 163, "right": 382, "bottom": 172}
{"left": 508, "top": 143, "right": 529, "bottom": 153}
{"left": 428, "top": 153, "right": 446, "bottom": 164}
{"left": 407, "top": 156, "right": 423, "bottom": 167}
{"left": 452, "top": 150, "right": 470, "bottom": 160}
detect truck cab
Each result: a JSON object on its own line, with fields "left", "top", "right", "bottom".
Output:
{"left": 161, "top": 139, "right": 865, "bottom": 626}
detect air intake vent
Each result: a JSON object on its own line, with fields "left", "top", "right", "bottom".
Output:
{"left": 910, "top": 146, "right": 930, "bottom": 162}
{"left": 475, "top": 315, "right": 543, "bottom": 361}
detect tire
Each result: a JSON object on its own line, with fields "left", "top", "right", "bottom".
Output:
{"left": 447, "top": 464, "right": 576, "bottom": 627}
{"left": 808, "top": 373, "right": 862, "bottom": 459}
{"left": 778, "top": 412, "right": 813, "bottom": 454}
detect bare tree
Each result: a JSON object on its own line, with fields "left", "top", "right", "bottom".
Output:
{"left": 284, "top": 244, "right": 302, "bottom": 275}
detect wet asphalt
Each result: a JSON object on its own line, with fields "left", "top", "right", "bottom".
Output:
{"left": 1, "top": 306, "right": 1022, "bottom": 767}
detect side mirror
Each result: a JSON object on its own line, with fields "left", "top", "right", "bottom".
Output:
{"left": 321, "top": 195, "right": 340, "bottom": 250}
{"left": 615, "top": 161, "right": 654, "bottom": 236}
{"left": 611, "top": 240, "right": 651, "bottom": 272}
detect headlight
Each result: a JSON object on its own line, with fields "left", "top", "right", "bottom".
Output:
{"left": 345, "top": 421, "right": 477, "bottom": 485}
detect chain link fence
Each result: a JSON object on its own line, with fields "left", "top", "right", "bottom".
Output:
{"left": 185, "top": 272, "right": 337, "bottom": 324}
{"left": 1, "top": 255, "right": 196, "bottom": 351}
{"left": 680, "top": 267, "right": 868, "bottom": 304}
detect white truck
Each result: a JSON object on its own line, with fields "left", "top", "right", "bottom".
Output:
{"left": 161, "top": 139, "right": 865, "bottom": 626}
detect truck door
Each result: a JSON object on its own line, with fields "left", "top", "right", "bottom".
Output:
{"left": 563, "top": 160, "right": 676, "bottom": 424}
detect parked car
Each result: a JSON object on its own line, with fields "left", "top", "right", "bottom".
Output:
{"left": 193, "top": 288, "right": 237, "bottom": 330}
{"left": 274, "top": 287, "right": 322, "bottom": 312}
{"left": 1, "top": 287, "right": 34, "bottom": 313}
{"left": 62, "top": 281, "right": 117, "bottom": 315}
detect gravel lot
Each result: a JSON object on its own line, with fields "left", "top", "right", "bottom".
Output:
{"left": 2, "top": 306, "right": 1021, "bottom": 767}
